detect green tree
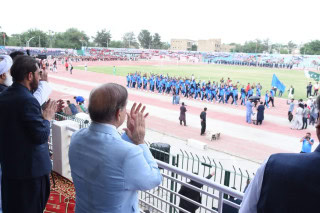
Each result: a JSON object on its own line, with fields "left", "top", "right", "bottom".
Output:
{"left": 94, "top": 29, "right": 111, "bottom": 47}
{"left": 0, "top": 26, "right": 7, "bottom": 46}
{"left": 19, "top": 29, "right": 49, "bottom": 47}
{"left": 138, "top": 30, "right": 152, "bottom": 49}
{"left": 151, "top": 33, "right": 162, "bottom": 49}
{"left": 300, "top": 40, "right": 320, "bottom": 55}
{"left": 122, "top": 32, "right": 139, "bottom": 48}
{"left": 191, "top": 44, "right": 197, "bottom": 51}
{"left": 161, "top": 42, "right": 170, "bottom": 50}
{"left": 7, "top": 34, "right": 22, "bottom": 46}
{"left": 54, "top": 28, "right": 89, "bottom": 49}
{"left": 109, "top": 40, "right": 123, "bottom": 48}
{"left": 280, "top": 49, "right": 289, "bottom": 54}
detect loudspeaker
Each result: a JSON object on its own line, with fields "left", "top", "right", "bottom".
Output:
{"left": 150, "top": 143, "right": 170, "bottom": 164}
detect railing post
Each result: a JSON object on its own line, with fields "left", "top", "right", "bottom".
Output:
{"left": 232, "top": 165, "right": 237, "bottom": 188}
{"left": 239, "top": 168, "right": 243, "bottom": 192}
{"left": 219, "top": 162, "right": 223, "bottom": 184}
{"left": 169, "top": 156, "right": 176, "bottom": 213}
{"left": 223, "top": 171, "right": 231, "bottom": 199}
{"left": 218, "top": 191, "right": 224, "bottom": 213}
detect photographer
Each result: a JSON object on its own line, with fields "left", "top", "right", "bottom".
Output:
{"left": 300, "top": 132, "right": 314, "bottom": 153}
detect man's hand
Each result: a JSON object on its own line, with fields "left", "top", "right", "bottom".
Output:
{"left": 56, "top": 99, "right": 65, "bottom": 112}
{"left": 40, "top": 69, "right": 48, "bottom": 82}
{"left": 124, "top": 103, "right": 149, "bottom": 145}
{"left": 42, "top": 99, "right": 57, "bottom": 121}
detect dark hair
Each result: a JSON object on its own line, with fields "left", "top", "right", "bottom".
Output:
{"left": 204, "top": 107, "right": 207, "bottom": 111}
{"left": 88, "top": 83, "right": 128, "bottom": 123}
{"left": 10, "top": 55, "right": 38, "bottom": 83}
{"left": 317, "top": 96, "right": 320, "bottom": 111}
{"left": 9, "top": 51, "right": 25, "bottom": 60}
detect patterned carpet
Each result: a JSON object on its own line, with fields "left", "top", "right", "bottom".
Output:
{"left": 44, "top": 172, "right": 76, "bottom": 213}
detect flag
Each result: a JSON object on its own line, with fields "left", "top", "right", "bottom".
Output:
{"left": 271, "top": 74, "right": 286, "bottom": 93}
{"left": 308, "top": 71, "right": 320, "bottom": 81}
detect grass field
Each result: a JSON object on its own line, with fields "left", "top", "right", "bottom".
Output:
{"left": 75, "top": 64, "right": 316, "bottom": 100}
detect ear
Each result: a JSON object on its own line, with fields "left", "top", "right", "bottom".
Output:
{"left": 0, "top": 73, "right": 6, "bottom": 80}
{"left": 115, "top": 109, "right": 121, "bottom": 121}
{"left": 27, "top": 72, "right": 33, "bottom": 81}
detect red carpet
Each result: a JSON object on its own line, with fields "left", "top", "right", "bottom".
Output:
{"left": 45, "top": 172, "right": 76, "bottom": 213}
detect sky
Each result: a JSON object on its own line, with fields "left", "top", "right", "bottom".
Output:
{"left": 1, "top": 0, "right": 320, "bottom": 45}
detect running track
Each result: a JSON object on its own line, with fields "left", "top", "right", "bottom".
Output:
{"left": 48, "top": 63, "right": 318, "bottom": 163}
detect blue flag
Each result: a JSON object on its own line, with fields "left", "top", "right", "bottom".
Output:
{"left": 271, "top": 74, "right": 286, "bottom": 93}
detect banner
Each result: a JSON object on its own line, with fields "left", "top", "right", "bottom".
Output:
{"left": 271, "top": 74, "right": 286, "bottom": 93}
{"left": 306, "top": 70, "right": 320, "bottom": 81}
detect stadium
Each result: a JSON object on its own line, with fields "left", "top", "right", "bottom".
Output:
{"left": 1, "top": 1, "right": 320, "bottom": 212}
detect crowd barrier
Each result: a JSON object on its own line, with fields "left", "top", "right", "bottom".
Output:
{"left": 51, "top": 120, "right": 244, "bottom": 212}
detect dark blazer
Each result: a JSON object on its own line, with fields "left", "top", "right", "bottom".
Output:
{"left": 0, "top": 82, "right": 51, "bottom": 179}
{"left": 0, "top": 84, "right": 7, "bottom": 93}
{"left": 178, "top": 174, "right": 212, "bottom": 212}
{"left": 257, "top": 145, "right": 320, "bottom": 213}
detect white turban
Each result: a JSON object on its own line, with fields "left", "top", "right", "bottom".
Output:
{"left": 0, "top": 55, "right": 13, "bottom": 75}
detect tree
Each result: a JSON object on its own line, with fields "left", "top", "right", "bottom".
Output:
{"left": 54, "top": 28, "right": 89, "bottom": 49}
{"left": 138, "top": 30, "right": 152, "bottom": 49}
{"left": 109, "top": 40, "right": 123, "bottom": 48}
{"left": 94, "top": 29, "right": 111, "bottom": 47}
{"left": 19, "top": 29, "right": 49, "bottom": 48}
{"left": 191, "top": 44, "right": 197, "bottom": 51}
{"left": 0, "top": 26, "right": 6, "bottom": 46}
{"left": 287, "top": 41, "right": 297, "bottom": 54}
{"left": 161, "top": 42, "right": 170, "bottom": 50}
{"left": 122, "top": 32, "right": 139, "bottom": 48}
{"left": 7, "top": 34, "right": 21, "bottom": 46}
{"left": 300, "top": 40, "right": 320, "bottom": 55}
{"left": 152, "top": 33, "right": 162, "bottom": 49}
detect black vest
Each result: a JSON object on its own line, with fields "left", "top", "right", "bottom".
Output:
{"left": 257, "top": 145, "right": 320, "bottom": 213}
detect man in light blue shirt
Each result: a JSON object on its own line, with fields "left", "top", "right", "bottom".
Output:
{"left": 246, "top": 100, "right": 253, "bottom": 124}
{"left": 69, "top": 83, "right": 162, "bottom": 213}
{"left": 300, "top": 132, "right": 314, "bottom": 153}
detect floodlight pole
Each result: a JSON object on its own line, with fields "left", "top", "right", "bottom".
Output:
{"left": 26, "top": 36, "right": 35, "bottom": 47}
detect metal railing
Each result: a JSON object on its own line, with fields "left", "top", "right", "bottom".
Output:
{"left": 55, "top": 113, "right": 90, "bottom": 129}
{"left": 62, "top": 124, "right": 244, "bottom": 213}
{"left": 139, "top": 161, "right": 243, "bottom": 213}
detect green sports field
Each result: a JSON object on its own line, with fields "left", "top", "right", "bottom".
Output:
{"left": 75, "top": 64, "right": 316, "bottom": 100}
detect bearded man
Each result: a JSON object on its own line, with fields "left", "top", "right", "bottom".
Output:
{"left": 0, "top": 55, "right": 57, "bottom": 213}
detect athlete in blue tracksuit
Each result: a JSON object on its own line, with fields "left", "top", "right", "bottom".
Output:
{"left": 241, "top": 87, "right": 246, "bottom": 105}
{"left": 231, "top": 87, "right": 238, "bottom": 105}
{"left": 264, "top": 91, "right": 269, "bottom": 108}
{"left": 219, "top": 85, "right": 225, "bottom": 103}
{"left": 126, "top": 74, "right": 131, "bottom": 87}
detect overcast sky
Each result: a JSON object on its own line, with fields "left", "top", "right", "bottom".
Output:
{"left": 1, "top": 0, "right": 319, "bottom": 45}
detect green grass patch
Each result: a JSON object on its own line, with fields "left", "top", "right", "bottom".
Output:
{"left": 75, "top": 64, "right": 315, "bottom": 100}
